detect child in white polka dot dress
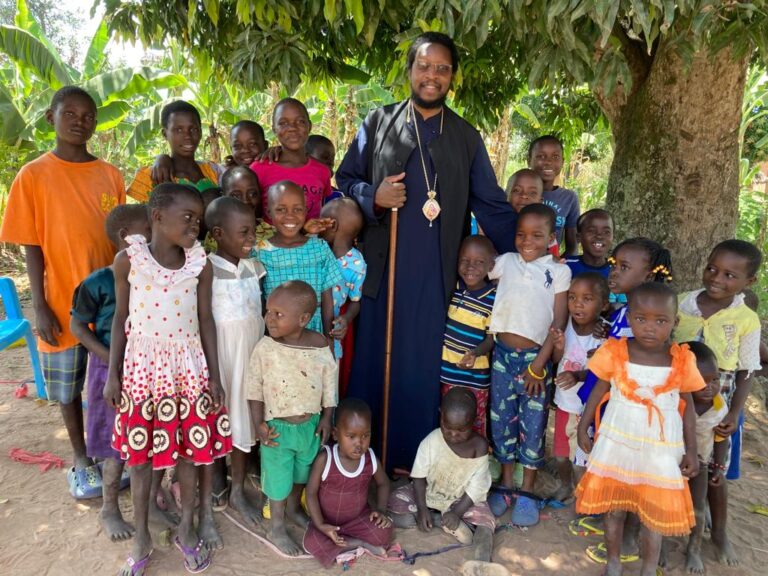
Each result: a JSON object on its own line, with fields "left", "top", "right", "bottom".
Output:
{"left": 105, "top": 183, "right": 233, "bottom": 575}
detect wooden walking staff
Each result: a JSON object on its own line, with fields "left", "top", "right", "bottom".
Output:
{"left": 381, "top": 207, "right": 398, "bottom": 470}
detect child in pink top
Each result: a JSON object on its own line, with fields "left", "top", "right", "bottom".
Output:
{"left": 251, "top": 98, "right": 332, "bottom": 222}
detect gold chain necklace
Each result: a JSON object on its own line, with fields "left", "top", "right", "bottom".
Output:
{"left": 408, "top": 99, "right": 443, "bottom": 227}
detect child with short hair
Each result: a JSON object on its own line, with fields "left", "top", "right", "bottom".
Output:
{"left": 205, "top": 196, "right": 266, "bottom": 530}
{"left": 565, "top": 208, "right": 614, "bottom": 279}
{"left": 388, "top": 388, "right": 495, "bottom": 561}
{"left": 550, "top": 272, "right": 609, "bottom": 500}
{"left": 506, "top": 168, "right": 543, "bottom": 213}
{"left": 0, "top": 85, "right": 126, "bottom": 499}
{"left": 227, "top": 120, "right": 267, "bottom": 168}
{"left": 220, "top": 165, "right": 275, "bottom": 245}
{"left": 251, "top": 98, "right": 333, "bottom": 221}
{"left": 304, "top": 397, "right": 392, "bottom": 567}
{"left": 258, "top": 181, "right": 342, "bottom": 337}
{"left": 307, "top": 134, "right": 343, "bottom": 202}
{"left": 488, "top": 203, "right": 570, "bottom": 525}
{"left": 576, "top": 283, "right": 703, "bottom": 576}
{"left": 674, "top": 239, "right": 763, "bottom": 566}
{"left": 70, "top": 205, "right": 149, "bottom": 541}
{"left": 247, "top": 280, "right": 338, "bottom": 556}
{"left": 105, "top": 183, "right": 232, "bottom": 574}
{"left": 130, "top": 100, "right": 222, "bottom": 202}
{"left": 528, "top": 135, "right": 580, "bottom": 256}
{"left": 439, "top": 235, "right": 497, "bottom": 437}
{"left": 320, "top": 197, "right": 367, "bottom": 361}
{"left": 683, "top": 341, "right": 730, "bottom": 575}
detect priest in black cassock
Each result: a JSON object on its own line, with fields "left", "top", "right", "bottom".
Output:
{"left": 336, "top": 32, "right": 518, "bottom": 470}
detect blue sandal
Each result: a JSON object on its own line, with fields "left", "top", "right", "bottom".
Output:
{"left": 67, "top": 464, "right": 102, "bottom": 499}
{"left": 511, "top": 495, "right": 540, "bottom": 526}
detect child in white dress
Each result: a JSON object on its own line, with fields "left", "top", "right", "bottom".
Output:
{"left": 206, "top": 196, "right": 266, "bottom": 528}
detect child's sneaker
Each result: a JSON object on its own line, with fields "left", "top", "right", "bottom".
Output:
{"left": 67, "top": 464, "right": 102, "bottom": 499}
{"left": 511, "top": 495, "right": 539, "bottom": 526}
{"left": 487, "top": 491, "right": 511, "bottom": 516}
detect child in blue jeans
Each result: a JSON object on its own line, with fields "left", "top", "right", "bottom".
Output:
{"left": 70, "top": 204, "right": 150, "bottom": 541}
{"left": 488, "top": 204, "right": 570, "bottom": 526}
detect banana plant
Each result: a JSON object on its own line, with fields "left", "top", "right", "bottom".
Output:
{"left": 0, "top": 0, "right": 185, "bottom": 153}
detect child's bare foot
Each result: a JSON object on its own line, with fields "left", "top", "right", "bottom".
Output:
{"left": 712, "top": 532, "right": 739, "bottom": 566}
{"left": 229, "top": 488, "right": 262, "bottom": 529}
{"left": 148, "top": 498, "right": 179, "bottom": 528}
{"left": 199, "top": 511, "right": 223, "bottom": 550}
{"left": 685, "top": 545, "right": 705, "bottom": 574}
{"left": 100, "top": 505, "right": 135, "bottom": 541}
{"left": 267, "top": 523, "right": 303, "bottom": 556}
{"left": 119, "top": 532, "right": 153, "bottom": 576}
{"left": 603, "top": 558, "right": 623, "bottom": 576}
{"left": 460, "top": 560, "right": 510, "bottom": 576}
{"left": 344, "top": 537, "right": 386, "bottom": 557}
{"left": 286, "top": 507, "right": 310, "bottom": 529}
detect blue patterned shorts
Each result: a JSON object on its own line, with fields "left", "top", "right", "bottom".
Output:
{"left": 490, "top": 340, "right": 550, "bottom": 468}
{"left": 42, "top": 344, "right": 87, "bottom": 404}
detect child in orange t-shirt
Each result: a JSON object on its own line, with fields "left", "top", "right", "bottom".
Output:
{"left": 0, "top": 86, "right": 125, "bottom": 499}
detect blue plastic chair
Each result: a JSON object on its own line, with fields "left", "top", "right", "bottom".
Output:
{"left": 0, "top": 277, "right": 46, "bottom": 399}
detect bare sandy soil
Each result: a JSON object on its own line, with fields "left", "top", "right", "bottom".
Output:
{"left": 0, "top": 299, "right": 766, "bottom": 575}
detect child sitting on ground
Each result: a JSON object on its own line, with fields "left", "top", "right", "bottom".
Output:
{"left": 247, "top": 280, "right": 338, "bottom": 556}
{"left": 565, "top": 208, "right": 614, "bottom": 279}
{"left": 683, "top": 341, "right": 730, "bottom": 575}
{"left": 206, "top": 196, "right": 266, "bottom": 530}
{"left": 319, "top": 197, "right": 367, "bottom": 362}
{"left": 388, "top": 388, "right": 495, "bottom": 563}
{"left": 576, "top": 282, "right": 703, "bottom": 576}
{"left": 252, "top": 98, "right": 333, "bottom": 222}
{"left": 304, "top": 398, "right": 392, "bottom": 567}
{"left": 0, "top": 85, "right": 126, "bottom": 500}
{"left": 70, "top": 204, "right": 150, "bottom": 541}
{"left": 129, "top": 100, "right": 222, "bottom": 201}
{"left": 258, "top": 181, "right": 342, "bottom": 337}
{"left": 439, "top": 235, "right": 497, "bottom": 437}
{"left": 105, "top": 183, "right": 232, "bottom": 575}
{"left": 550, "top": 272, "right": 609, "bottom": 501}
{"left": 487, "top": 203, "right": 570, "bottom": 525}
{"left": 674, "top": 239, "right": 763, "bottom": 567}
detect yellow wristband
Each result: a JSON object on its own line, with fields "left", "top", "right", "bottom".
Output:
{"left": 527, "top": 364, "right": 547, "bottom": 380}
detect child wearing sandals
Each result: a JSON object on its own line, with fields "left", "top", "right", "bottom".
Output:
{"left": 205, "top": 197, "right": 266, "bottom": 530}
{"left": 247, "top": 280, "right": 338, "bottom": 556}
{"left": 576, "top": 282, "right": 703, "bottom": 576}
{"left": 70, "top": 205, "right": 150, "bottom": 542}
{"left": 304, "top": 398, "right": 392, "bottom": 567}
{"left": 105, "top": 183, "right": 232, "bottom": 575}
{"left": 389, "top": 388, "right": 496, "bottom": 563}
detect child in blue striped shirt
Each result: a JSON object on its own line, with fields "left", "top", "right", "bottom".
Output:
{"left": 439, "top": 235, "right": 497, "bottom": 437}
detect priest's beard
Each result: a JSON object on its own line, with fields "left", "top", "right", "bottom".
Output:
{"left": 411, "top": 92, "right": 447, "bottom": 110}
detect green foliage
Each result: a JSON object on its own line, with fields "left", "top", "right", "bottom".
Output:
{"left": 100, "top": 0, "right": 768, "bottom": 129}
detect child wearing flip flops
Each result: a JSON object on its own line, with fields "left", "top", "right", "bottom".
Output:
{"left": 304, "top": 398, "right": 392, "bottom": 567}
{"left": 105, "top": 183, "right": 233, "bottom": 575}
{"left": 388, "top": 388, "right": 496, "bottom": 563}
{"left": 70, "top": 205, "right": 150, "bottom": 542}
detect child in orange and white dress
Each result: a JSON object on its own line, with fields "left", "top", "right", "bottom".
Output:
{"left": 575, "top": 282, "right": 704, "bottom": 576}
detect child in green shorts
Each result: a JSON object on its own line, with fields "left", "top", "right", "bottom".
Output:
{"left": 247, "top": 280, "right": 338, "bottom": 556}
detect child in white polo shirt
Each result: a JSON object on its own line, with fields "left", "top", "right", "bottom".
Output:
{"left": 488, "top": 203, "right": 570, "bottom": 526}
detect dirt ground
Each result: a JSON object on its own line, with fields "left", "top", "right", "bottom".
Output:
{"left": 1, "top": 298, "right": 767, "bottom": 575}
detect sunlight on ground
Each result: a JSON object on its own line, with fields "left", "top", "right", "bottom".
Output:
{"left": 53, "top": 428, "right": 68, "bottom": 441}
{"left": 0, "top": 402, "right": 9, "bottom": 414}
{"left": 540, "top": 553, "right": 564, "bottom": 569}
{"left": 413, "top": 569, "right": 432, "bottom": 576}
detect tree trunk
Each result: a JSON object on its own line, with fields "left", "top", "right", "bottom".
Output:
{"left": 604, "top": 43, "right": 748, "bottom": 289}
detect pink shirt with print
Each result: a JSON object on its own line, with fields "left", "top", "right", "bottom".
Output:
{"left": 250, "top": 157, "right": 333, "bottom": 222}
